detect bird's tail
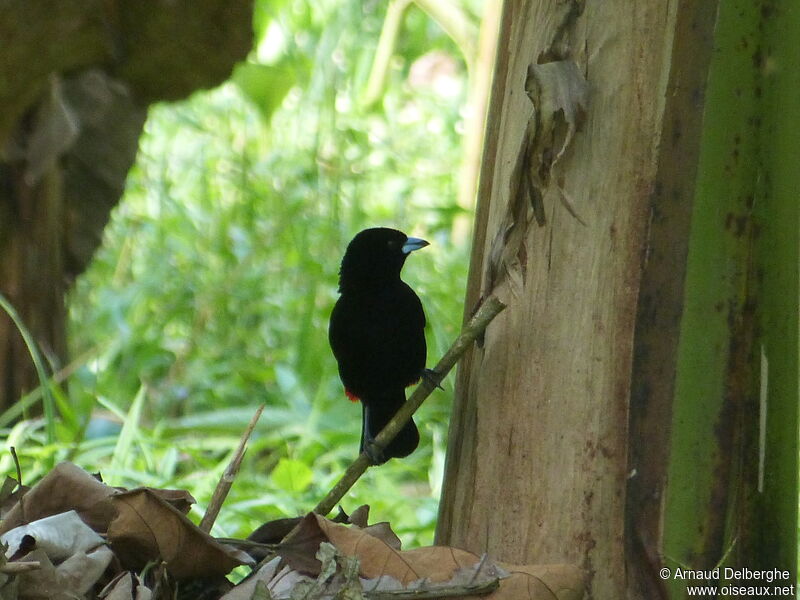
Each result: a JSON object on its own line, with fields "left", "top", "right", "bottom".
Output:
{"left": 361, "top": 390, "right": 419, "bottom": 463}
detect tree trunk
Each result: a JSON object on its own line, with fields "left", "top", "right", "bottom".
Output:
{"left": 0, "top": 1, "right": 253, "bottom": 410}
{"left": 0, "top": 168, "right": 67, "bottom": 409}
{"left": 432, "top": 0, "right": 798, "bottom": 597}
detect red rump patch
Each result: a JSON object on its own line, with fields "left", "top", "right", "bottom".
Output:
{"left": 344, "top": 378, "right": 419, "bottom": 402}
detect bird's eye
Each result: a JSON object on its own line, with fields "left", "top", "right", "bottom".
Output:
{"left": 387, "top": 240, "right": 398, "bottom": 249}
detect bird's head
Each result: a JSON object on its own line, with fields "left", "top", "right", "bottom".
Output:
{"left": 338, "top": 227, "right": 429, "bottom": 292}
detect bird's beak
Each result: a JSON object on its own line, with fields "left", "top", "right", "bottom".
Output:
{"left": 401, "top": 237, "right": 429, "bottom": 254}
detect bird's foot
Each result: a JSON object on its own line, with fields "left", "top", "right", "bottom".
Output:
{"left": 422, "top": 368, "right": 444, "bottom": 391}
{"left": 362, "top": 435, "right": 386, "bottom": 465}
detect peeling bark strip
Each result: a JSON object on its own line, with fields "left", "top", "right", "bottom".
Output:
{"left": 523, "top": 60, "right": 589, "bottom": 226}
{"left": 437, "top": 1, "right": 722, "bottom": 598}
{"left": 484, "top": 60, "right": 588, "bottom": 295}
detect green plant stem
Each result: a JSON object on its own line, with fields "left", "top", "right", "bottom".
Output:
{"left": 363, "top": 0, "right": 478, "bottom": 108}
{"left": 312, "top": 295, "right": 505, "bottom": 517}
{"left": 414, "top": 0, "right": 478, "bottom": 70}
{"left": 363, "top": 0, "right": 413, "bottom": 107}
{"left": 0, "top": 292, "right": 55, "bottom": 445}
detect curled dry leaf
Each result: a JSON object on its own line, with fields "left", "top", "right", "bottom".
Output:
{"left": 99, "top": 571, "right": 153, "bottom": 600}
{"left": 0, "top": 462, "right": 197, "bottom": 538}
{"left": 219, "top": 556, "right": 281, "bottom": 600}
{"left": 2, "top": 510, "right": 104, "bottom": 562}
{"left": 15, "top": 546, "right": 113, "bottom": 600}
{"left": 0, "top": 463, "right": 117, "bottom": 536}
{"left": 316, "top": 514, "right": 482, "bottom": 585}
{"left": 272, "top": 514, "right": 586, "bottom": 600}
{"left": 345, "top": 505, "right": 370, "bottom": 528}
{"left": 280, "top": 514, "right": 493, "bottom": 587}
{"left": 0, "top": 477, "right": 28, "bottom": 520}
{"left": 144, "top": 488, "right": 196, "bottom": 515}
{"left": 360, "top": 521, "right": 401, "bottom": 551}
{"left": 248, "top": 516, "right": 303, "bottom": 546}
{"left": 107, "top": 488, "right": 253, "bottom": 579}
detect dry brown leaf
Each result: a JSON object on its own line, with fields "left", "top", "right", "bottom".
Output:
{"left": 249, "top": 516, "right": 304, "bottom": 546}
{"left": 51, "top": 546, "right": 113, "bottom": 597}
{"left": 279, "top": 514, "right": 494, "bottom": 586}
{"left": 274, "top": 514, "right": 329, "bottom": 575}
{"left": 481, "top": 563, "right": 586, "bottom": 600}
{"left": 15, "top": 549, "right": 57, "bottom": 600}
{"left": 99, "top": 572, "right": 153, "bottom": 600}
{"left": 275, "top": 514, "right": 585, "bottom": 599}
{"left": 144, "top": 488, "right": 196, "bottom": 515}
{"left": 107, "top": 488, "right": 253, "bottom": 579}
{"left": 0, "top": 463, "right": 117, "bottom": 536}
{"left": 316, "top": 514, "right": 482, "bottom": 585}
{"left": 361, "top": 521, "right": 401, "bottom": 551}
{"left": 14, "top": 545, "right": 111, "bottom": 600}
{"left": 0, "top": 477, "right": 28, "bottom": 521}
{"left": 345, "top": 505, "right": 370, "bottom": 528}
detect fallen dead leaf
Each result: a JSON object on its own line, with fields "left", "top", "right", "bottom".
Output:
{"left": 2, "top": 510, "right": 104, "bottom": 562}
{"left": 99, "top": 571, "right": 153, "bottom": 600}
{"left": 318, "top": 514, "right": 481, "bottom": 585}
{"left": 0, "top": 477, "right": 28, "bottom": 521}
{"left": 107, "top": 488, "right": 253, "bottom": 579}
{"left": 272, "top": 513, "right": 586, "bottom": 600}
{"left": 219, "top": 556, "right": 281, "bottom": 600}
{"left": 144, "top": 488, "right": 196, "bottom": 515}
{"left": 14, "top": 545, "right": 112, "bottom": 600}
{"left": 0, "top": 463, "right": 116, "bottom": 536}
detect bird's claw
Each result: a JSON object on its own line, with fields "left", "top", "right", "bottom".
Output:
{"left": 362, "top": 435, "right": 386, "bottom": 465}
{"left": 422, "top": 368, "right": 444, "bottom": 391}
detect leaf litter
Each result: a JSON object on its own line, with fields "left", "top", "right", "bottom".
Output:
{"left": 0, "top": 460, "right": 585, "bottom": 599}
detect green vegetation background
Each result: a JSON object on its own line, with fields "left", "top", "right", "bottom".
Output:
{"left": 3, "top": 0, "right": 476, "bottom": 547}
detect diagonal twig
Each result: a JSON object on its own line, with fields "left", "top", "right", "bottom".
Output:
{"left": 200, "top": 404, "right": 265, "bottom": 533}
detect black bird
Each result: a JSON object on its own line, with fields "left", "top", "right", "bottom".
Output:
{"left": 329, "top": 227, "right": 429, "bottom": 464}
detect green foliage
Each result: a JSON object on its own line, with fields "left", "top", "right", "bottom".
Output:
{"left": 4, "top": 0, "right": 475, "bottom": 547}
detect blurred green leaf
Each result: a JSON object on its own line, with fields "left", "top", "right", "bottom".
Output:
{"left": 232, "top": 62, "right": 296, "bottom": 122}
{"left": 271, "top": 457, "right": 313, "bottom": 493}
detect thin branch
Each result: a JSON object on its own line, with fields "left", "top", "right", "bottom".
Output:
{"left": 363, "top": 0, "right": 413, "bottom": 107}
{"left": 199, "top": 404, "right": 265, "bottom": 533}
{"left": 9, "top": 446, "right": 22, "bottom": 489}
{"left": 0, "top": 561, "right": 41, "bottom": 574}
{"left": 414, "top": 0, "right": 479, "bottom": 71}
{"left": 312, "top": 296, "right": 506, "bottom": 517}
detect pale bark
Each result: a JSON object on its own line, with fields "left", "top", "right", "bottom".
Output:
{"left": 436, "top": 1, "right": 719, "bottom": 597}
